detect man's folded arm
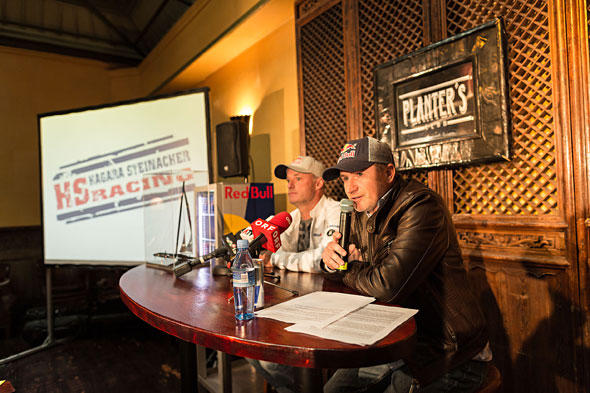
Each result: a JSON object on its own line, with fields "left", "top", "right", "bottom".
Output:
{"left": 343, "top": 194, "right": 449, "bottom": 303}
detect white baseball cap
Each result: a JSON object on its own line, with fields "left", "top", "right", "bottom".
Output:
{"left": 274, "top": 156, "right": 325, "bottom": 179}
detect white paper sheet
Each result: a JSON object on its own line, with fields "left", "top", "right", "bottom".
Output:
{"left": 254, "top": 291, "right": 375, "bottom": 328}
{"left": 285, "top": 304, "right": 418, "bottom": 346}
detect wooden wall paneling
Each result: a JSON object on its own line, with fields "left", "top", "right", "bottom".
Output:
{"left": 296, "top": 0, "right": 589, "bottom": 390}
{"left": 357, "top": 0, "right": 429, "bottom": 187}
{"left": 549, "top": 0, "right": 578, "bottom": 262}
{"left": 422, "top": 0, "right": 432, "bottom": 46}
{"left": 295, "top": 2, "right": 306, "bottom": 157}
{"left": 466, "top": 258, "right": 578, "bottom": 393}
{"left": 448, "top": 0, "right": 559, "bottom": 218}
{"left": 564, "top": 0, "right": 590, "bottom": 388}
{"left": 295, "top": 0, "right": 344, "bottom": 157}
{"left": 343, "top": 0, "right": 362, "bottom": 141}
{"left": 0, "top": 227, "right": 43, "bottom": 308}
{"left": 463, "top": 260, "right": 512, "bottom": 391}
{"left": 428, "top": 171, "right": 454, "bottom": 211}
{"left": 295, "top": 0, "right": 347, "bottom": 199}
{"left": 425, "top": 0, "right": 455, "bottom": 208}
{"left": 356, "top": 0, "right": 425, "bottom": 139}
{"left": 296, "top": 0, "right": 343, "bottom": 155}
{"left": 423, "top": 0, "right": 447, "bottom": 44}
{"left": 295, "top": 0, "right": 343, "bottom": 25}
{"left": 547, "top": 0, "right": 585, "bottom": 388}
{"left": 443, "top": 0, "right": 583, "bottom": 391}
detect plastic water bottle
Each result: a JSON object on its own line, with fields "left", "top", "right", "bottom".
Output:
{"left": 231, "top": 239, "right": 255, "bottom": 320}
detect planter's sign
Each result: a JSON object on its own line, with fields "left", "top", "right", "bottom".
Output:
{"left": 396, "top": 61, "right": 475, "bottom": 146}
{"left": 375, "top": 19, "right": 511, "bottom": 170}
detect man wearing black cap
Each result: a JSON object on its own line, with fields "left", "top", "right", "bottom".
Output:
{"left": 321, "top": 137, "right": 491, "bottom": 392}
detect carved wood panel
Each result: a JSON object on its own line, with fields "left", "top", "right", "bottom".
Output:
{"left": 457, "top": 227, "right": 568, "bottom": 267}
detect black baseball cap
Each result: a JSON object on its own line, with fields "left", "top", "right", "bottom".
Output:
{"left": 323, "top": 137, "right": 393, "bottom": 181}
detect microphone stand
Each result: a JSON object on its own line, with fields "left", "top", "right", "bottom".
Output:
{"left": 211, "top": 234, "right": 233, "bottom": 276}
{"left": 171, "top": 249, "right": 230, "bottom": 277}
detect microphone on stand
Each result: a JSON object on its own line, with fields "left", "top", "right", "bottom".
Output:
{"left": 248, "top": 212, "right": 292, "bottom": 255}
{"left": 211, "top": 225, "right": 254, "bottom": 275}
{"left": 172, "top": 246, "right": 229, "bottom": 277}
{"left": 221, "top": 214, "right": 271, "bottom": 258}
{"left": 173, "top": 212, "right": 292, "bottom": 278}
{"left": 337, "top": 199, "right": 354, "bottom": 270}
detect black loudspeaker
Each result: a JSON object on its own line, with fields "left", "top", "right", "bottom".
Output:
{"left": 216, "top": 119, "right": 249, "bottom": 178}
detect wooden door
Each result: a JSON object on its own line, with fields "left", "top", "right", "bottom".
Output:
{"left": 565, "top": 0, "right": 590, "bottom": 389}
{"left": 440, "top": 1, "right": 581, "bottom": 392}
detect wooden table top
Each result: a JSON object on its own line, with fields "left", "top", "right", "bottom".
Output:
{"left": 119, "top": 264, "right": 416, "bottom": 369}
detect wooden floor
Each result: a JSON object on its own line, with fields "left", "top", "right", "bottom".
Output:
{"left": 0, "top": 319, "right": 265, "bottom": 393}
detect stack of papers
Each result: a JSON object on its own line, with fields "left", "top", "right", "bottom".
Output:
{"left": 255, "top": 291, "right": 418, "bottom": 346}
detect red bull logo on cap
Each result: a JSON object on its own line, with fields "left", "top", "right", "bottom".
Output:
{"left": 338, "top": 143, "right": 357, "bottom": 162}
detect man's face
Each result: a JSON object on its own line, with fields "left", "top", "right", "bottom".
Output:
{"left": 339, "top": 164, "right": 395, "bottom": 214}
{"left": 286, "top": 169, "right": 320, "bottom": 206}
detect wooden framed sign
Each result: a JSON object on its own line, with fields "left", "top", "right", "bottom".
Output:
{"left": 375, "top": 19, "right": 511, "bottom": 171}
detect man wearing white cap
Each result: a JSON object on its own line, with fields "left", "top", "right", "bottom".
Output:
{"left": 261, "top": 155, "right": 340, "bottom": 272}
{"left": 248, "top": 156, "right": 340, "bottom": 392}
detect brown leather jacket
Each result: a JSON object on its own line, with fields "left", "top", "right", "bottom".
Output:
{"left": 341, "top": 176, "right": 488, "bottom": 384}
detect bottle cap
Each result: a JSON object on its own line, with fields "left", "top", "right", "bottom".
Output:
{"left": 237, "top": 239, "right": 249, "bottom": 249}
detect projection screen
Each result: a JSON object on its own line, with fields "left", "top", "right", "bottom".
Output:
{"left": 39, "top": 89, "right": 211, "bottom": 266}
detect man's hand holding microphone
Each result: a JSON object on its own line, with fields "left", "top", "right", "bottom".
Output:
{"left": 322, "top": 199, "right": 362, "bottom": 270}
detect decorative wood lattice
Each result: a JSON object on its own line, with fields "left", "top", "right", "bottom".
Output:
{"left": 358, "top": 0, "right": 424, "bottom": 138}
{"left": 300, "top": 4, "right": 347, "bottom": 199}
{"left": 448, "top": 0, "right": 557, "bottom": 215}
{"left": 358, "top": 0, "right": 428, "bottom": 185}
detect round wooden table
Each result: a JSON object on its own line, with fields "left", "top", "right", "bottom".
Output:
{"left": 120, "top": 264, "right": 416, "bottom": 392}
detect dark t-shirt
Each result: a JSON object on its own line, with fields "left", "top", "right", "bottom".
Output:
{"left": 296, "top": 218, "right": 312, "bottom": 252}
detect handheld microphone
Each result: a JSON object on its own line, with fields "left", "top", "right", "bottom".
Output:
{"left": 173, "top": 246, "right": 229, "bottom": 277}
{"left": 248, "top": 212, "right": 292, "bottom": 255}
{"left": 337, "top": 199, "right": 354, "bottom": 270}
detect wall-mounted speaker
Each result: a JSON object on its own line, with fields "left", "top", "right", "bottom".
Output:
{"left": 216, "top": 119, "right": 249, "bottom": 178}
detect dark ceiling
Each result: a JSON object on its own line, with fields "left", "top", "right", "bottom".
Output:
{"left": 0, "top": 0, "right": 196, "bottom": 66}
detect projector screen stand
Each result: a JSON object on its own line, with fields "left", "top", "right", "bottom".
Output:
{"left": 0, "top": 265, "right": 66, "bottom": 365}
